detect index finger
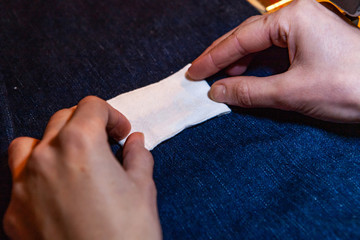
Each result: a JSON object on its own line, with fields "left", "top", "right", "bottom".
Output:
{"left": 67, "top": 96, "right": 131, "bottom": 141}
{"left": 187, "top": 13, "right": 287, "bottom": 80}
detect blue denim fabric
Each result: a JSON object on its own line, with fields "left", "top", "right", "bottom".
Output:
{"left": 1, "top": 0, "right": 360, "bottom": 239}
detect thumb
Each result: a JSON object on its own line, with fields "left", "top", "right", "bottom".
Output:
{"left": 209, "top": 73, "right": 289, "bottom": 108}
{"left": 122, "top": 132, "right": 154, "bottom": 181}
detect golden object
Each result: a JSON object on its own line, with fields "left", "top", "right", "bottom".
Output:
{"left": 246, "top": 0, "right": 360, "bottom": 27}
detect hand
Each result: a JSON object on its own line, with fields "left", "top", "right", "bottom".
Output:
{"left": 187, "top": 0, "right": 360, "bottom": 123}
{"left": 4, "top": 96, "right": 162, "bottom": 240}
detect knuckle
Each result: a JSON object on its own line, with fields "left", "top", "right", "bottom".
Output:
{"left": 285, "top": 0, "right": 304, "bottom": 9}
{"left": 27, "top": 144, "right": 53, "bottom": 173}
{"left": 231, "top": 31, "right": 246, "bottom": 56}
{"left": 3, "top": 210, "right": 17, "bottom": 238}
{"left": 8, "top": 138, "right": 21, "bottom": 151}
{"left": 54, "top": 108, "right": 68, "bottom": 115}
{"left": 285, "top": 0, "right": 315, "bottom": 20}
{"left": 234, "top": 81, "right": 252, "bottom": 107}
{"left": 262, "top": 14, "right": 270, "bottom": 25}
{"left": 30, "top": 144, "right": 50, "bottom": 161}
{"left": 241, "top": 15, "right": 261, "bottom": 26}
{"left": 294, "top": 0, "right": 311, "bottom": 7}
{"left": 8, "top": 137, "right": 27, "bottom": 154}
{"left": 264, "top": 9, "right": 289, "bottom": 47}
{"left": 208, "top": 51, "right": 222, "bottom": 70}
{"left": 11, "top": 184, "right": 27, "bottom": 201}
{"left": 51, "top": 108, "right": 74, "bottom": 120}
{"left": 57, "top": 125, "right": 92, "bottom": 150}
{"left": 78, "top": 95, "right": 103, "bottom": 106}
{"left": 248, "top": 14, "right": 261, "bottom": 21}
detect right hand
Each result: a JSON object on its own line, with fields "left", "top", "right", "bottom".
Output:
{"left": 187, "top": 0, "right": 360, "bottom": 123}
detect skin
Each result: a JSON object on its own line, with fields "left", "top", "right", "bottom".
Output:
{"left": 3, "top": 96, "right": 162, "bottom": 240}
{"left": 4, "top": 0, "right": 360, "bottom": 239}
{"left": 187, "top": 0, "right": 360, "bottom": 123}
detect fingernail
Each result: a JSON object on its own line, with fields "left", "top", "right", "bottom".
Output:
{"left": 129, "top": 132, "right": 145, "bottom": 146}
{"left": 209, "top": 85, "right": 226, "bottom": 102}
{"left": 138, "top": 132, "right": 145, "bottom": 145}
{"left": 185, "top": 71, "right": 193, "bottom": 80}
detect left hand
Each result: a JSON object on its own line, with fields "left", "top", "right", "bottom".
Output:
{"left": 4, "top": 96, "right": 162, "bottom": 240}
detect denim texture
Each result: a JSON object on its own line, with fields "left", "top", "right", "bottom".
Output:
{"left": 1, "top": 0, "right": 360, "bottom": 239}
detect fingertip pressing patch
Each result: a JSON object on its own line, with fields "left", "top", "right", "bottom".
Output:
{"left": 107, "top": 64, "right": 231, "bottom": 150}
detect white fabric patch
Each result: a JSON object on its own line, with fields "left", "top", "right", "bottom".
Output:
{"left": 107, "top": 64, "right": 231, "bottom": 150}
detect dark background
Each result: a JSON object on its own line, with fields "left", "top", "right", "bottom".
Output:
{"left": 1, "top": 0, "right": 360, "bottom": 239}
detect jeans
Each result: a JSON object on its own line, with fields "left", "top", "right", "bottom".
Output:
{"left": 1, "top": 0, "right": 360, "bottom": 239}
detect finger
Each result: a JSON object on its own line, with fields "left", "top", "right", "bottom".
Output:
{"left": 66, "top": 96, "right": 131, "bottom": 141}
{"left": 208, "top": 73, "right": 290, "bottom": 108}
{"left": 198, "top": 15, "right": 263, "bottom": 59}
{"left": 197, "top": 27, "right": 239, "bottom": 60}
{"left": 188, "top": 13, "right": 287, "bottom": 80}
{"left": 42, "top": 107, "right": 76, "bottom": 142}
{"left": 8, "top": 137, "right": 39, "bottom": 178}
{"left": 122, "top": 133, "right": 154, "bottom": 180}
{"left": 187, "top": 15, "right": 263, "bottom": 80}
{"left": 225, "top": 54, "right": 254, "bottom": 76}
